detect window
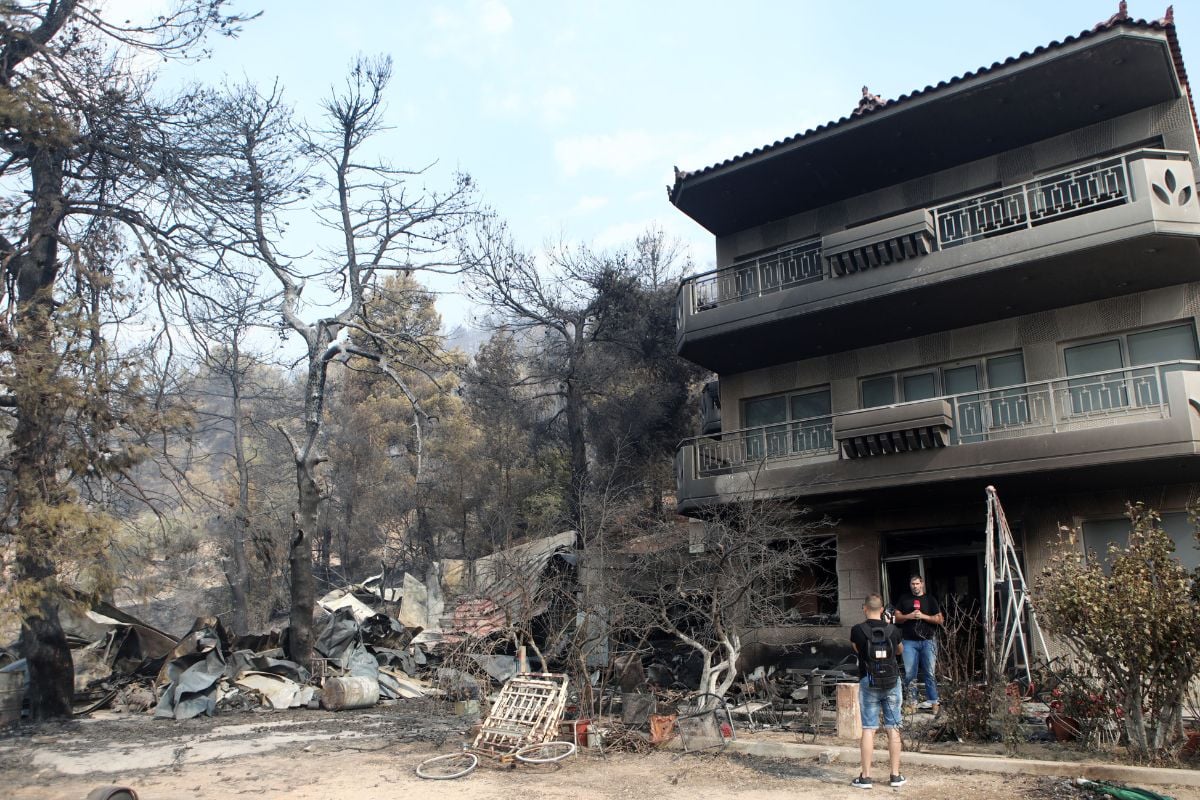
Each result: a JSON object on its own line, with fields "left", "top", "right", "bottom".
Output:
{"left": 1063, "top": 323, "right": 1199, "bottom": 414}
{"left": 859, "top": 352, "right": 1027, "bottom": 442}
{"left": 1082, "top": 512, "right": 1200, "bottom": 572}
{"left": 742, "top": 387, "right": 832, "bottom": 459}
{"left": 861, "top": 376, "right": 896, "bottom": 407}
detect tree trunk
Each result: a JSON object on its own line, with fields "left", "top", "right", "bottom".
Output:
{"left": 10, "top": 151, "right": 74, "bottom": 718}
{"left": 288, "top": 463, "right": 320, "bottom": 668}
{"left": 286, "top": 354, "right": 326, "bottom": 669}
{"left": 415, "top": 505, "right": 434, "bottom": 572}
{"left": 225, "top": 354, "right": 252, "bottom": 635}
{"left": 1123, "top": 682, "right": 1149, "bottom": 756}
{"left": 564, "top": 372, "right": 587, "bottom": 527}
{"left": 16, "top": 554, "right": 73, "bottom": 719}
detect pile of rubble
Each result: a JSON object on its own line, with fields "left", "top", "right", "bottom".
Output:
{"left": 0, "top": 532, "right": 582, "bottom": 723}
{"left": 1, "top": 595, "right": 443, "bottom": 721}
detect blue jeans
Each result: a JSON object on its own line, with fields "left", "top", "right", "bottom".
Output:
{"left": 902, "top": 638, "right": 938, "bottom": 704}
{"left": 859, "top": 677, "right": 902, "bottom": 730}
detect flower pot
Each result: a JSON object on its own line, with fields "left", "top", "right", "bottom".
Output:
{"left": 1046, "top": 713, "right": 1080, "bottom": 742}
{"left": 1179, "top": 729, "right": 1200, "bottom": 759}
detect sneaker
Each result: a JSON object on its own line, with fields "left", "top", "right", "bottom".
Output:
{"left": 851, "top": 775, "right": 873, "bottom": 789}
{"left": 917, "top": 700, "right": 934, "bottom": 710}
{"left": 890, "top": 774, "right": 907, "bottom": 787}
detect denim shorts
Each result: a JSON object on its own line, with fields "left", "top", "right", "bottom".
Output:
{"left": 859, "top": 676, "right": 903, "bottom": 730}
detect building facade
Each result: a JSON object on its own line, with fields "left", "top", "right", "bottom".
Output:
{"left": 668, "top": 9, "right": 1200, "bottom": 642}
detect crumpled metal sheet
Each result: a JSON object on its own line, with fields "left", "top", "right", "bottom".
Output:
{"left": 314, "top": 608, "right": 360, "bottom": 669}
{"left": 109, "top": 625, "right": 178, "bottom": 677}
{"left": 153, "top": 617, "right": 227, "bottom": 720}
{"left": 227, "top": 650, "right": 310, "bottom": 685}
{"left": 377, "top": 667, "right": 428, "bottom": 699}
{"left": 361, "top": 614, "right": 415, "bottom": 650}
{"left": 318, "top": 591, "right": 377, "bottom": 624}
{"left": 153, "top": 648, "right": 224, "bottom": 720}
{"left": 315, "top": 607, "right": 380, "bottom": 691}
{"left": 372, "top": 647, "right": 417, "bottom": 677}
{"left": 233, "top": 671, "right": 314, "bottom": 709}
{"left": 468, "top": 654, "right": 518, "bottom": 683}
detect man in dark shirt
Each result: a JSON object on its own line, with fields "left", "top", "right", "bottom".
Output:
{"left": 849, "top": 593, "right": 904, "bottom": 789}
{"left": 894, "top": 575, "right": 944, "bottom": 713}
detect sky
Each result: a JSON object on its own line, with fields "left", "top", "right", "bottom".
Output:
{"left": 141, "top": 0, "right": 1194, "bottom": 331}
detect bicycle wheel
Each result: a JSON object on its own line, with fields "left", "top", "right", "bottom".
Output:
{"left": 415, "top": 751, "right": 479, "bottom": 780}
{"left": 514, "top": 741, "right": 577, "bottom": 764}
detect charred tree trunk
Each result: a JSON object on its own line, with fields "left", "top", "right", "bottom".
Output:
{"left": 224, "top": 347, "right": 252, "bottom": 635}
{"left": 8, "top": 150, "right": 75, "bottom": 718}
{"left": 564, "top": 335, "right": 588, "bottom": 528}
{"left": 288, "top": 464, "right": 320, "bottom": 669}
{"left": 285, "top": 354, "right": 327, "bottom": 669}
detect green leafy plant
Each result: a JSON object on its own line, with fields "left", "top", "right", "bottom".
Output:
{"left": 1036, "top": 503, "right": 1200, "bottom": 759}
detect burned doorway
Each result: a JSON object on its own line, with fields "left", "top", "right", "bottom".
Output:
{"left": 881, "top": 526, "right": 996, "bottom": 626}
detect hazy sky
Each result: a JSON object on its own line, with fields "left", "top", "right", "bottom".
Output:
{"left": 150, "top": 0, "right": 1193, "bottom": 329}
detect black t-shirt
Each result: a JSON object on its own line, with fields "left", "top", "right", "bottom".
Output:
{"left": 850, "top": 619, "right": 901, "bottom": 679}
{"left": 896, "top": 591, "right": 942, "bottom": 640}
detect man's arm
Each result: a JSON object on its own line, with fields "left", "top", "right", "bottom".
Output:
{"left": 925, "top": 596, "right": 945, "bottom": 626}
{"left": 892, "top": 596, "right": 916, "bottom": 623}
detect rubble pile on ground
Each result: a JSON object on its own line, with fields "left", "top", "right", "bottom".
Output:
{"left": 0, "top": 586, "right": 455, "bottom": 721}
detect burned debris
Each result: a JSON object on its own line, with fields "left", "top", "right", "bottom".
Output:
{"left": 0, "top": 526, "right": 860, "bottom": 751}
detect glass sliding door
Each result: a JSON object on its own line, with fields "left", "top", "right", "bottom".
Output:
{"left": 744, "top": 395, "right": 787, "bottom": 459}
{"left": 985, "top": 353, "right": 1031, "bottom": 432}
{"left": 790, "top": 388, "right": 833, "bottom": 452}
{"left": 944, "top": 364, "right": 982, "bottom": 442}
{"left": 1064, "top": 338, "right": 1126, "bottom": 414}
{"left": 1126, "top": 324, "right": 1199, "bottom": 406}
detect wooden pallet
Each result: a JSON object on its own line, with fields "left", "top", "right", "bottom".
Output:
{"left": 471, "top": 672, "right": 569, "bottom": 759}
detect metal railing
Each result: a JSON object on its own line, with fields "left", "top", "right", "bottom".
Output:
{"left": 682, "top": 361, "right": 1194, "bottom": 478}
{"left": 689, "top": 415, "right": 837, "bottom": 477}
{"left": 679, "top": 149, "right": 1190, "bottom": 316}
{"left": 687, "top": 239, "right": 823, "bottom": 313}
{"left": 945, "top": 360, "right": 1186, "bottom": 443}
{"left": 934, "top": 148, "right": 1186, "bottom": 249}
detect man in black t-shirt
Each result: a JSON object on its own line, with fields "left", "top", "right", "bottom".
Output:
{"left": 894, "top": 575, "right": 944, "bottom": 713}
{"left": 849, "top": 593, "right": 905, "bottom": 789}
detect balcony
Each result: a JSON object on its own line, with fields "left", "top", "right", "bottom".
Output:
{"left": 677, "top": 149, "right": 1200, "bottom": 373}
{"left": 676, "top": 363, "right": 1200, "bottom": 513}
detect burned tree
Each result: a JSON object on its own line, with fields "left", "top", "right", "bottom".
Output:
{"left": 201, "top": 61, "right": 477, "bottom": 667}
{"left": 0, "top": 1, "right": 254, "bottom": 718}
{"left": 622, "top": 498, "right": 836, "bottom": 698}
{"left": 461, "top": 224, "right": 700, "bottom": 528}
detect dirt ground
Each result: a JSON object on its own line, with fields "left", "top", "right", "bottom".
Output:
{"left": 2, "top": 703, "right": 1198, "bottom": 800}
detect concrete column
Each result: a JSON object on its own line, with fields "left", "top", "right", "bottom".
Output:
{"left": 836, "top": 682, "right": 862, "bottom": 740}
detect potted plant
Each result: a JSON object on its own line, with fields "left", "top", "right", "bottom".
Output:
{"left": 1046, "top": 674, "right": 1118, "bottom": 744}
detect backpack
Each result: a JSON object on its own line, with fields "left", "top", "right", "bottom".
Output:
{"left": 857, "top": 622, "right": 899, "bottom": 689}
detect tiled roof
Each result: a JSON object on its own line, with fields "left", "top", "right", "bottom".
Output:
{"left": 668, "top": 8, "right": 1192, "bottom": 202}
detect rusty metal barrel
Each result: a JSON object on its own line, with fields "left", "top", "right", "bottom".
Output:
{"left": 0, "top": 669, "right": 24, "bottom": 727}
{"left": 320, "top": 676, "right": 379, "bottom": 711}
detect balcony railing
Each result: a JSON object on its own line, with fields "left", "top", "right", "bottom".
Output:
{"left": 680, "top": 149, "right": 1190, "bottom": 316}
{"left": 688, "top": 238, "right": 823, "bottom": 312}
{"left": 692, "top": 415, "right": 836, "bottom": 476}
{"left": 683, "top": 361, "right": 1194, "bottom": 477}
{"left": 932, "top": 151, "right": 1181, "bottom": 248}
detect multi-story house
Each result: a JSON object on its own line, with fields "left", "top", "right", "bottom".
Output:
{"left": 668, "top": 7, "right": 1200, "bottom": 642}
